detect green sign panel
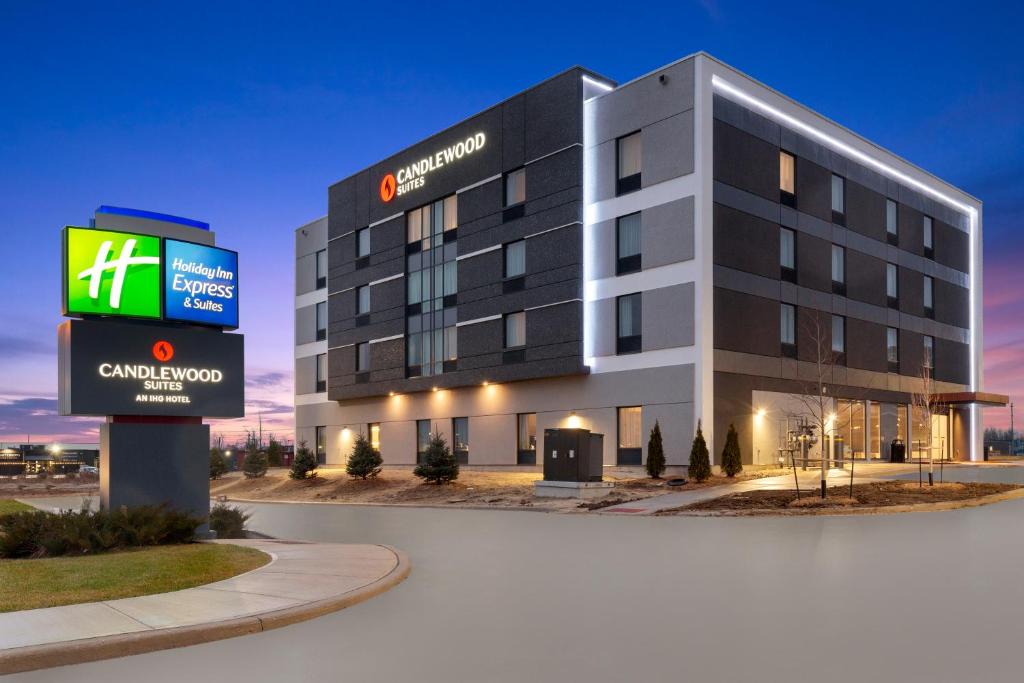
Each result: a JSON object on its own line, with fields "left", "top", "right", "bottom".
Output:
{"left": 63, "top": 227, "right": 162, "bottom": 319}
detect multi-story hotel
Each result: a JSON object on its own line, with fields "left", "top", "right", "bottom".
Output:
{"left": 294, "top": 52, "right": 1001, "bottom": 470}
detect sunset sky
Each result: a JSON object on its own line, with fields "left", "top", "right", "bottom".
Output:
{"left": 1, "top": 0, "right": 1021, "bottom": 446}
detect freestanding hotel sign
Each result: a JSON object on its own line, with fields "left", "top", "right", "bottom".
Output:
{"left": 58, "top": 212, "right": 243, "bottom": 517}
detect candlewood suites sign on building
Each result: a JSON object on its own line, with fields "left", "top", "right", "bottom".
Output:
{"left": 379, "top": 132, "right": 487, "bottom": 202}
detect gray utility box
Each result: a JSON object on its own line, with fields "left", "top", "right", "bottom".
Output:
{"left": 543, "top": 428, "right": 604, "bottom": 482}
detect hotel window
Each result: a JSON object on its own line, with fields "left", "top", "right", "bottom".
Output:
{"left": 406, "top": 196, "right": 458, "bottom": 377}
{"left": 505, "top": 311, "right": 526, "bottom": 349}
{"left": 780, "top": 303, "right": 796, "bottom": 356}
{"left": 315, "top": 353, "right": 327, "bottom": 393}
{"left": 315, "top": 301, "right": 327, "bottom": 341}
{"left": 504, "top": 240, "right": 526, "bottom": 279}
{"left": 368, "top": 423, "right": 381, "bottom": 452}
{"left": 355, "top": 342, "right": 370, "bottom": 374}
{"left": 887, "top": 327, "right": 899, "bottom": 371}
{"left": 356, "top": 285, "right": 370, "bottom": 316}
{"left": 416, "top": 419, "right": 431, "bottom": 465}
{"left": 517, "top": 413, "right": 537, "bottom": 465}
{"left": 452, "top": 417, "right": 469, "bottom": 465}
{"left": 923, "top": 275, "right": 934, "bottom": 317}
{"left": 617, "top": 406, "right": 642, "bottom": 466}
{"left": 315, "top": 249, "right": 327, "bottom": 289}
{"left": 779, "top": 151, "right": 796, "bottom": 205}
{"left": 923, "top": 215, "right": 934, "bottom": 257}
{"left": 886, "top": 263, "right": 898, "bottom": 307}
{"left": 356, "top": 227, "right": 370, "bottom": 258}
{"left": 315, "top": 426, "right": 326, "bottom": 465}
{"left": 923, "top": 335, "right": 935, "bottom": 371}
{"left": 886, "top": 199, "right": 898, "bottom": 245}
{"left": 504, "top": 168, "right": 526, "bottom": 207}
{"left": 616, "top": 213, "right": 641, "bottom": 275}
{"left": 831, "top": 315, "right": 846, "bottom": 356}
{"left": 831, "top": 174, "right": 845, "bottom": 222}
{"left": 616, "top": 293, "right": 642, "bottom": 354}
{"left": 780, "top": 227, "right": 796, "bottom": 282}
{"left": 831, "top": 244, "right": 845, "bottom": 294}
{"left": 616, "top": 131, "right": 642, "bottom": 195}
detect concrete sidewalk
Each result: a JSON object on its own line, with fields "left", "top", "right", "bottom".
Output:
{"left": 0, "top": 539, "right": 411, "bottom": 675}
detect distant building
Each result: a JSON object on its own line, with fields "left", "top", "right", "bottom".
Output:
{"left": 0, "top": 443, "right": 99, "bottom": 474}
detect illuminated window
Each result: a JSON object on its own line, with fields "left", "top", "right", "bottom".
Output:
{"left": 315, "top": 249, "right": 327, "bottom": 289}
{"left": 504, "top": 168, "right": 526, "bottom": 206}
{"left": 779, "top": 151, "right": 795, "bottom": 195}
{"left": 616, "top": 131, "right": 641, "bottom": 194}
{"left": 517, "top": 413, "right": 536, "bottom": 465}
{"left": 505, "top": 311, "right": 526, "bottom": 349}
{"left": 617, "top": 213, "right": 641, "bottom": 275}
{"left": 617, "top": 406, "right": 642, "bottom": 466}
{"left": 406, "top": 196, "right": 458, "bottom": 377}
{"left": 368, "top": 423, "right": 380, "bottom": 451}
{"left": 504, "top": 240, "right": 526, "bottom": 278}
{"left": 316, "top": 353, "right": 327, "bottom": 393}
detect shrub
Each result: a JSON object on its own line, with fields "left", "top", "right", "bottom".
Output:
{"left": 721, "top": 423, "right": 743, "bottom": 477}
{"left": 646, "top": 421, "right": 667, "bottom": 479}
{"left": 0, "top": 504, "right": 201, "bottom": 559}
{"left": 413, "top": 434, "right": 459, "bottom": 484}
{"left": 289, "top": 440, "right": 318, "bottom": 481}
{"left": 242, "top": 447, "right": 268, "bottom": 479}
{"left": 346, "top": 433, "right": 383, "bottom": 480}
{"left": 266, "top": 438, "right": 284, "bottom": 467}
{"left": 688, "top": 420, "right": 712, "bottom": 482}
{"left": 210, "top": 448, "right": 228, "bottom": 480}
{"left": 208, "top": 504, "right": 250, "bottom": 539}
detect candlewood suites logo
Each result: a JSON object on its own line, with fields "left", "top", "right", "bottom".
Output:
{"left": 152, "top": 340, "right": 174, "bottom": 362}
{"left": 379, "top": 132, "right": 486, "bottom": 202}
{"left": 64, "top": 227, "right": 161, "bottom": 319}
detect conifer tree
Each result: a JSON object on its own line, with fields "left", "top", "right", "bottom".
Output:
{"left": 721, "top": 423, "right": 743, "bottom": 477}
{"left": 289, "top": 440, "right": 318, "bottom": 481}
{"left": 346, "top": 433, "right": 383, "bottom": 480}
{"left": 413, "top": 434, "right": 459, "bottom": 484}
{"left": 688, "top": 420, "right": 712, "bottom": 482}
{"left": 646, "top": 421, "right": 666, "bottom": 479}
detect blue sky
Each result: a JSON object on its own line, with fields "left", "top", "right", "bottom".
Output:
{"left": 1, "top": 0, "right": 1021, "bottom": 443}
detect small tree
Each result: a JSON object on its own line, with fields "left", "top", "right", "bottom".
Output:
{"left": 266, "top": 436, "right": 284, "bottom": 467}
{"left": 242, "top": 439, "right": 268, "bottom": 479}
{"left": 413, "top": 434, "right": 459, "bottom": 484}
{"left": 688, "top": 420, "right": 712, "bottom": 482}
{"left": 646, "top": 421, "right": 666, "bottom": 479}
{"left": 209, "top": 447, "right": 228, "bottom": 480}
{"left": 347, "top": 433, "right": 383, "bottom": 480}
{"left": 289, "top": 440, "right": 318, "bottom": 480}
{"left": 721, "top": 423, "right": 743, "bottom": 477}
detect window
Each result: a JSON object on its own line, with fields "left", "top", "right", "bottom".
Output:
{"left": 780, "top": 303, "right": 796, "bottom": 355}
{"left": 616, "top": 293, "right": 642, "bottom": 354}
{"left": 923, "top": 336, "right": 935, "bottom": 371}
{"left": 616, "top": 213, "right": 641, "bottom": 275}
{"left": 923, "top": 275, "right": 934, "bottom": 316}
{"left": 779, "top": 151, "right": 795, "bottom": 200}
{"left": 886, "top": 263, "right": 898, "bottom": 307}
{"left": 406, "top": 196, "right": 458, "bottom": 377}
{"left": 452, "top": 417, "right": 469, "bottom": 465}
{"left": 356, "top": 285, "right": 370, "bottom": 316}
{"left": 315, "top": 249, "right": 327, "bottom": 289}
{"left": 416, "top": 420, "right": 431, "bottom": 464}
{"left": 315, "top": 353, "right": 327, "bottom": 392}
{"left": 831, "top": 244, "right": 845, "bottom": 293}
{"left": 368, "top": 423, "right": 380, "bottom": 451}
{"left": 617, "top": 406, "right": 642, "bottom": 466}
{"left": 616, "top": 131, "right": 641, "bottom": 195}
{"left": 504, "top": 168, "right": 526, "bottom": 207}
{"left": 517, "top": 413, "right": 537, "bottom": 465}
{"left": 884, "top": 327, "right": 901, "bottom": 370}
{"left": 355, "top": 342, "right": 370, "bottom": 373}
{"left": 315, "top": 301, "right": 327, "bottom": 341}
{"left": 923, "top": 215, "right": 934, "bottom": 256}
{"left": 505, "top": 311, "right": 526, "bottom": 349}
{"left": 831, "top": 315, "right": 845, "bottom": 354}
{"left": 315, "top": 426, "right": 326, "bottom": 465}
{"left": 831, "top": 174, "right": 845, "bottom": 218}
{"left": 356, "top": 227, "right": 370, "bottom": 258}
{"left": 780, "top": 227, "right": 796, "bottom": 282}
{"left": 504, "top": 240, "right": 526, "bottom": 278}
{"left": 886, "top": 199, "right": 898, "bottom": 244}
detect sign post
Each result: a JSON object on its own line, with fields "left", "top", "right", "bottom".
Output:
{"left": 58, "top": 212, "right": 243, "bottom": 518}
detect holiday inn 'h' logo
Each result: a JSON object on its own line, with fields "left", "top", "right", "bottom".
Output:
{"left": 64, "top": 227, "right": 162, "bottom": 319}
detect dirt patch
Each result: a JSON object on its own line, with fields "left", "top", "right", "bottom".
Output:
{"left": 662, "top": 481, "right": 1022, "bottom": 516}
{"left": 211, "top": 468, "right": 783, "bottom": 512}
{"left": 0, "top": 476, "right": 99, "bottom": 499}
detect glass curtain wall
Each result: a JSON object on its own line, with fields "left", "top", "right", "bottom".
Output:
{"left": 406, "top": 196, "right": 458, "bottom": 377}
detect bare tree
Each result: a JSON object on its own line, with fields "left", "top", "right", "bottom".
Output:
{"left": 911, "top": 362, "right": 943, "bottom": 486}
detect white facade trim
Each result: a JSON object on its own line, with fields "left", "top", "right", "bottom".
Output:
{"left": 456, "top": 314, "right": 502, "bottom": 327}
{"left": 370, "top": 334, "right": 403, "bottom": 344}
{"left": 525, "top": 142, "right": 582, "bottom": 167}
{"left": 370, "top": 212, "right": 404, "bottom": 228}
{"left": 295, "top": 288, "right": 327, "bottom": 309}
{"left": 584, "top": 174, "right": 698, "bottom": 225}
{"left": 456, "top": 244, "right": 502, "bottom": 261}
{"left": 295, "top": 392, "right": 329, "bottom": 406}
{"left": 369, "top": 272, "right": 403, "bottom": 286}
{"left": 457, "top": 174, "right": 502, "bottom": 194}
{"left": 525, "top": 298, "right": 581, "bottom": 312}
{"left": 585, "top": 260, "right": 697, "bottom": 302}
{"left": 588, "top": 346, "right": 697, "bottom": 374}
{"left": 296, "top": 340, "right": 327, "bottom": 359}
{"left": 525, "top": 221, "right": 579, "bottom": 240}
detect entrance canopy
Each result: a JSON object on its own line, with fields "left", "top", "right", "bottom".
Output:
{"left": 934, "top": 392, "right": 1009, "bottom": 407}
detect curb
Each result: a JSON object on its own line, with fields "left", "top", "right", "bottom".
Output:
{"left": 663, "top": 486, "right": 1024, "bottom": 518}
{"left": 0, "top": 544, "right": 411, "bottom": 676}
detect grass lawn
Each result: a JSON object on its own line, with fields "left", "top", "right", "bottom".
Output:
{"left": 0, "top": 543, "right": 270, "bottom": 613}
{"left": 0, "top": 499, "right": 34, "bottom": 515}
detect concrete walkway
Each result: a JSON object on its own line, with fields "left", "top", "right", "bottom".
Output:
{"left": 0, "top": 539, "right": 410, "bottom": 675}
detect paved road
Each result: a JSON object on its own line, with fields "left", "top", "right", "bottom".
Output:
{"left": 10, "top": 467, "right": 1024, "bottom": 682}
